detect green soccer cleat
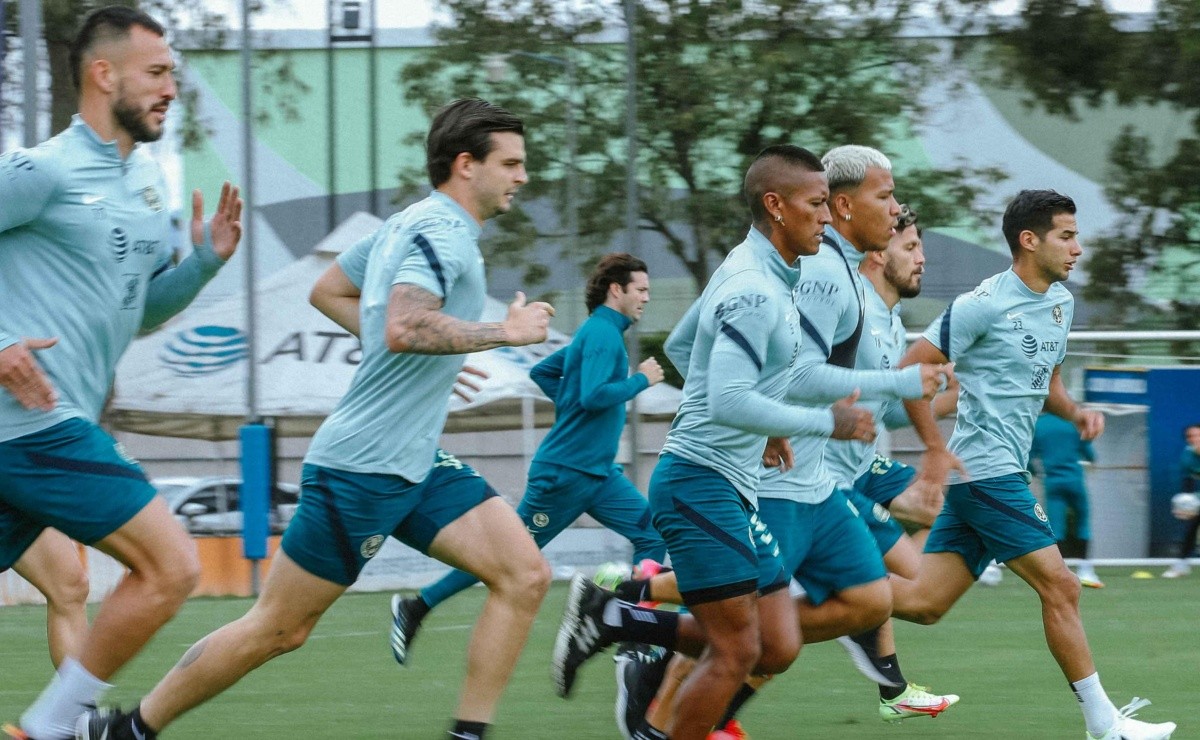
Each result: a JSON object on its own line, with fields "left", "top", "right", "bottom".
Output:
{"left": 879, "top": 683, "right": 960, "bottom": 723}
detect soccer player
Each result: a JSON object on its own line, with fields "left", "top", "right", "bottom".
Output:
{"left": 0, "top": 7, "right": 242, "bottom": 738}
{"left": 77, "top": 98, "right": 555, "bottom": 740}
{"left": 1163, "top": 422, "right": 1200, "bottom": 578}
{"left": 388, "top": 252, "right": 667, "bottom": 665}
{"left": 1030, "top": 411, "right": 1104, "bottom": 587}
{"left": 11, "top": 530, "right": 91, "bottom": 669}
{"left": 554, "top": 145, "right": 876, "bottom": 740}
{"left": 891, "top": 189, "right": 1175, "bottom": 739}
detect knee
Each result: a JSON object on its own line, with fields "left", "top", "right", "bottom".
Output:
{"left": 709, "top": 631, "right": 763, "bottom": 677}
{"left": 1040, "top": 568, "right": 1081, "bottom": 608}
{"left": 45, "top": 565, "right": 90, "bottom": 610}
{"left": 147, "top": 542, "right": 200, "bottom": 606}
{"left": 757, "top": 631, "right": 800, "bottom": 675}
{"left": 904, "top": 597, "right": 948, "bottom": 626}
{"left": 494, "top": 552, "right": 551, "bottom": 604}
{"left": 858, "top": 594, "right": 893, "bottom": 633}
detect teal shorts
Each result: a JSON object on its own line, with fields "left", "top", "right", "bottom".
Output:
{"left": 758, "top": 491, "right": 887, "bottom": 607}
{"left": 844, "top": 488, "right": 904, "bottom": 556}
{"left": 649, "top": 453, "right": 787, "bottom": 606}
{"left": 0, "top": 418, "right": 156, "bottom": 570}
{"left": 1044, "top": 476, "right": 1090, "bottom": 542}
{"left": 852, "top": 454, "right": 916, "bottom": 508}
{"left": 924, "top": 473, "right": 1058, "bottom": 578}
{"left": 518, "top": 462, "right": 665, "bottom": 563}
{"left": 281, "top": 449, "right": 497, "bottom": 586}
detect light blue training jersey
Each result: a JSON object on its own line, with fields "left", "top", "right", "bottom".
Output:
{"left": 0, "top": 116, "right": 225, "bottom": 443}
{"left": 660, "top": 227, "right": 834, "bottom": 507}
{"left": 823, "top": 277, "right": 912, "bottom": 488}
{"left": 922, "top": 268, "right": 1073, "bottom": 483}
{"left": 305, "top": 191, "right": 486, "bottom": 482}
{"left": 759, "top": 228, "right": 923, "bottom": 504}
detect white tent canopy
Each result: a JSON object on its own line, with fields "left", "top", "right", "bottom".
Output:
{"left": 107, "top": 213, "right": 681, "bottom": 440}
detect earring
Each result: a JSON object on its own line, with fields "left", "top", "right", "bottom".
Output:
{"left": 775, "top": 214, "right": 784, "bottom": 225}
{"left": 844, "top": 214, "right": 851, "bottom": 221}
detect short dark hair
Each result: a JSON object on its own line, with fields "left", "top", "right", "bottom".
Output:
{"left": 1001, "top": 189, "right": 1077, "bottom": 255}
{"left": 70, "top": 6, "right": 166, "bottom": 92}
{"left": 897, "top": 203, "right": 921, "bottom": 237}
{"left": 426, "top": 98, "right": 524, "bottom": 187}
{"left": 585, "top": 253, "right": 648, "bottom": 314}
{"left": 743, "top": 145, "right": 825, "bottom": 224}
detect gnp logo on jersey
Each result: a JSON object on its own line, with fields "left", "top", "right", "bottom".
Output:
{"left": 1031, "top": 364, "right": 1050, "bottom": 390}
{"left": 1020, "top": 334, "right": 1039, "bottom": 359}
{"left": 360, "top": 534, "right": 385, "bottom": 558}
{"left": 159, "top": 325, "right": 249, "bottom": 377}
{"left": 140, "top": 186, "right": 164, "bottom": 213}
{"left": 110, "top": 227, "right": 130, "bottom": 262}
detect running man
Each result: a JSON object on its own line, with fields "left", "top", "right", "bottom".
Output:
{"left": 389, "top": 252, "right": 667, "bottom": 665}
{"left": 78, "top": 98, "right": 555, "bottom": 740}
{"left": 892, "top": 189, "right": 1175, "bottom": 739}
{"left": 554, "top": 145, "right": 877, "bottom": 740}
{"left": 1, "top": 7, "right": 242, "bottom": 738}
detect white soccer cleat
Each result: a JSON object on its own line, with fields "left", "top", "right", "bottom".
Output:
{"left": 1077, "top": 569, "right": 1106, "bottom": 589}
{"left": 879, "top": 683, "right": 960, "bottom": 722}
{"left": 1161, "top": 561, "right": 1190, "bottom": 579}
{"left": 1087, "top": 698, "right": 1175, "bottom": 739}
{"left": 978, "top": 561, "right": 1004, "bottom": 586}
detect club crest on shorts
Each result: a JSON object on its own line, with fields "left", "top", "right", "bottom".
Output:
{"left": 531, "top": 512, "right": 550, "bottom": 528}
{"left": 1033, "top": 503, "right": 1049, "bottom": 523}
{"left": 360, "top": 534, "right": 385, "bottom": 558}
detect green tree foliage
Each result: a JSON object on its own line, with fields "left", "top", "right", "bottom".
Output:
{"left": 964, "top": 0, "right": 1199, "bottom": 331}
{"left": 400, "top": 0, "right": 1005, "bottom": 293}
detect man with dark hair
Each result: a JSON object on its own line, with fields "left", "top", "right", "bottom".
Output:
{"left": 553, "top": 144, "right": 878, "bottom": 739}
{"left": 1163, "top": 423, "right": 1200, "bottom": 578}
{"left": 0, "top": 5, "right": 242, "bottom": 738}
{"left": 892, "top": 189, "right": 1176, "bottom": 739}
{"left": 388, "top": 252, "right": 667, "bottom": 666}
{"left": 78, "top": 98, "right": 554, "bottom": 740}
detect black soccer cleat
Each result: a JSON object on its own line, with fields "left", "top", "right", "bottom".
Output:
{"left": 390, "top": 594, "right": 427, "bottom": 666}
{"left": 74, "top": 706, "right": 137, "bottom": 740}
{"left": 552, "top": 573, "right": 617, "bottom": 698}
{"left": 614, "top": 643, "right": 672, "bottom": 740}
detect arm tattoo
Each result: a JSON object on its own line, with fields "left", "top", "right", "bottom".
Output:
{"left": 387, "top": 284, "right": 509, "bottom": 355}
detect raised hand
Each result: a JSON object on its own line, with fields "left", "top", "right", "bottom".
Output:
{"left": 830, "top": 390, "right": 875, "bottom": 442}
{"left": 192, "top": 182, "right": 244, "bottom": 261}
{"left": 503, "top": 291, "right": 555, "bottom": 347}
{"left": 638, "top": 357, "right": 664, "bottom": 386}
{"left": 0, "top": 337, "right": 58, "bottom": 411}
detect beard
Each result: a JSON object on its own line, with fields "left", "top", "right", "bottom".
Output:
{"left": 884, "top": 259, "right": 922, "bottom": 298}
{"left": 113, "top": 93, "right": 164, "bottom": 144}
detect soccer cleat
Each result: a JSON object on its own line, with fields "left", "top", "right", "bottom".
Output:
{"left": 390, "top": 594, "right": 426, "bottom": 666}
{"left": 708, "top": 719, "right": 751, "bottom": 739}
{"left": 614, "top": 643, "right": 671, "bottom": 740}
{"left": 836, "top": 632, "right": 904, "bottom": 688}
{"left": 879, "top": 683, "right": 960, "bottom": 722}
{"left": 1161, "top": 561, "right": 1190, "bottom": 579}
{"left": 2, "top": 723, "right": 32, "bottom": 739}
{"left": 75, "top": 707, "right": 136, "bottom": 740}
{"left": 594, "top": 562, "right": 632, "bottom": 591}
{"left": 552, "top": 573, "right": 617, "bottom": 698}
{"left": 1077, "top": 570, "right": 1106, "bottom": 589}
{"left": 1087, "top": 697, "right": 1175, "bottom": 740}
{"left": 979, "top": 561, "right": 1004, "bottom": 586}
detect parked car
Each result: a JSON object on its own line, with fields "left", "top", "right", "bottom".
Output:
{"left": 154, "top": 476, "right": 300, "bottom": 537}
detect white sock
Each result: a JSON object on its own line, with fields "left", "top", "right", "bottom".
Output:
{"left": 1070, "top": 672, "right": 1117, "bottom": 736}
{"left": 20, "top": 658, "right": 113, "bottom": 738}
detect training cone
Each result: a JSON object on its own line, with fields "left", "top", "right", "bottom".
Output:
{"left": 1131, "top": 570, "right": 1154, "bottom": 579}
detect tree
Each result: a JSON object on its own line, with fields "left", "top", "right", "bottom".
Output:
{"left": 399, "top": 0, "right": 1005, "bottom": 293}
{"left": 3, "top": 0, "right": 306, "bottom": 148}
{"left": 958, "top": 0, "right": 1199, "bottom": 333}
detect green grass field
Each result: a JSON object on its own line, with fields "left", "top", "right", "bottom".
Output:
{"left": 2, "top": 568, "right": 1193, "bottom": 738}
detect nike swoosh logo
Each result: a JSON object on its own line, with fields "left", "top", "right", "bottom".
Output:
{"left": 83, "top": 194, "right": 106, "bottom": 204}
{"left": 1006, "top": 312, "right": 1024, "bottom": 320}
